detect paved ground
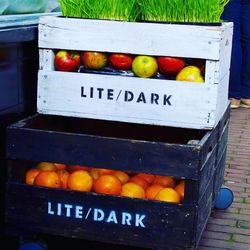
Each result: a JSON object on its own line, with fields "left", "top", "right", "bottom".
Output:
{"left": 200, "top": 108, "right": 250, "bottom": 250}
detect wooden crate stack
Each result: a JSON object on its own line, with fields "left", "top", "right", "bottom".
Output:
{"left": 5, "top": 16, "right": 233, "bottom": 249}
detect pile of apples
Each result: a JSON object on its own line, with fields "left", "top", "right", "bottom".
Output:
{"left": 25, "top": 162, "right": 185, "bottom": 204}
{"left": 54, "top": 50, "right": 205, "bottom": 82}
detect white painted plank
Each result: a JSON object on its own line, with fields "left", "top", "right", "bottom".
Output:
{"left": 218, "top": 22, "right": 233, "bottom": 82}
{"left": 37, "top": 71, "right": 220, "bottom": 129}
{"left": 38, "top": 16, "right": 232, "bottom": 60}
{"left": 215, "top": 72, "right": 230, "bottom": 126}
{"left": 205, "top": 60, "right": 217, "bottom": 84}
{"left": 39, "top": 49, "right": 55, "bottom": 71}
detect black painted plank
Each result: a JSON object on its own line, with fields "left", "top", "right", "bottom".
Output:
{"left": 6, "top": 183, "right": 197, "bottom": 250}
{"left": 6, "top": 115, "right": 208, "bottom": 179}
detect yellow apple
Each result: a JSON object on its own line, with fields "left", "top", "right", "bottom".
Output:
{"left": 176, "top": 66, "right": 204, "bottom": 83}
{"left": 132, "top": 55, "right": 158, "bottom": 78}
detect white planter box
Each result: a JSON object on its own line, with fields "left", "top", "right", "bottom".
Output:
{"left": 37, "top": 16, "right": 233, "bottom": 129}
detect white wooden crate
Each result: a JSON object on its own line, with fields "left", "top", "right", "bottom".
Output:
{"left": 37, "top": 16, "right": 233, "bottom": 129}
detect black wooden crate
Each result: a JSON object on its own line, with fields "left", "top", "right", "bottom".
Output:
{"left": 212, "top": 106, "right": 230, "bottom": 205}
{"left": 4, "top": 108, "right": 229, "bottom": 250}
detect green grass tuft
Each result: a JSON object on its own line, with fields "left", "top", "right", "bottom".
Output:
{"left": 59, "top": 0, "right": 139, "bottom": 22}
{"left": 59, "top": 0, "right": 230, "bottom": 23}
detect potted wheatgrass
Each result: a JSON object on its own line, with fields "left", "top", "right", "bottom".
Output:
{"left": 138, "top": 0, "right": 230, "bottom": 23}
{"left": 58, "top": 0, "right": 139, "bottom": 21}
{"left": 58, "top": 0, "right": 230, "bottom": 23}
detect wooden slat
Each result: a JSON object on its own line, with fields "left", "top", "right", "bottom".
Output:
{"left": 37, "top": 71, "right": 218, "bottom": 129}
{"left": 6, "top": 183, "right": 196, "bottom": 249}
{"left": 6, "top": 126, "right": 201, "bottom": 179}
{"left": 38, "top": 16, "right": 232, "bottom": 60}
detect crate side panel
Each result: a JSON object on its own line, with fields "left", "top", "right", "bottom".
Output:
{"left": 198, "top": 124, "right": 219, "bottom": 165}
{"left": 213, "top": 147, "right": 227, "bottom": 203}
{"left": 5, "top": 183, "right": 196, "bottom": 249}
{"left": 215, "top": 73, "right": 231, "bottom": 127}
{"left": 39, "top": 49, "right": 54, "bottom": 71}
{"left": 218, "top": 23, "right": 233, "bottom": 82}
{"left": 39, "top": 16, "right": 226, "bottom": 60}
{"left": 6, "top": 128, "right": 200, "bottom": 178}
{"left": 217, "top": 121, "right": 229, "bottom": 159}
{"left": 195, "top": 176, "right": 213, "bottom": 246}
{"left": 37, "top": 71, "right": 218, "bottom": 129}
{"left": 198, "top": 145, "right": 217, "bottom": 201}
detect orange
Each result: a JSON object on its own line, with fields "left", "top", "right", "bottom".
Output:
{"left": 25, "top": 168, "right": 41, "bottom": 185}
{"left": 129, "top": 175, "right": 149, "bottom": 190}
{"left": 90, "top": 168, "right": 114, "bottom": 180}
{"left": 153, "top": 175, "right": 176, "bottom": 188}
{"left": 136, "top": 173, "right": 155, "bottom": 184}
{"left": 98, "top": 168, "right": 115, "bottom": 175}
{"left": 90, "top": 168, "right": 101, "bottom": 180}
{"left": 120, "top": 182, "right": 145, "bottom": 199}
{"left": 145, "top": 184, "right": 164, "bottom": 200}
{"left": 36, "top": 162, "right": 57, "bottom": 171}
{"left": 175, "top": 180, "right": 185, "bottom": 201}
{"left": 54, "top": 163, "right": 66, "bottom": 170}
{"left": 112, "top": 170, "right": 130, "bottom": 184}
{"left": 57, "top": 170, "right": 70, "bottom": 189}
{"left": 67, "top": 170, "right": 93, "bottom": 192}
{"left": 155, "top": 187, "right": 181, "bottom": 204}
{"left": 34, "top": 171, "right": 60, "bottom": 188}
{"left": 94, "top": 174, "right": 122, "bottom": 195}
{"left": 67, "top": 165, "right": 91, "bottom": 173}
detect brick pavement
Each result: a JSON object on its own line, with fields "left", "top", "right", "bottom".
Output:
{"left": 200, "top": 108, "right": 250, "bottom": 250}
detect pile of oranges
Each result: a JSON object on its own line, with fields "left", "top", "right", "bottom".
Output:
{"left": 25, "top": 162, "right": 185, "bottom": 204}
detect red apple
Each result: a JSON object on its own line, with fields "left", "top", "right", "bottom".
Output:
{"left": 157, "top": 56, "right": 185, "bottom": 75}
{"left": 81, "top": 51, "right": 108, "bottom": 70}
{"left": 54, "top": 50, "right": 81, "bottom": 72}
{"left": 109, "top": 53, "right": 133, "bottom": 70}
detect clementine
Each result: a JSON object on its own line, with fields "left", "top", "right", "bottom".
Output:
{"left": 90, "top": 168, "right": 114, "bottom": 180}
{"left": 36, "top": 162, "right": 57, "bottom": 171}
{"left": 67, "top": 165, "right": 90, "bottom": 173}
{"left": 153, "top": 175, "right": 176, "bottom": 188}
{"left": 54, "top": 163, "right": 66, "bottom": 170}
{"left": 94, "top": 174, "right": 122, "bottom": 195}
{"left": 34, "top": 171, "right": 60, "bottom": 188}
{"left": 57, "top": 169, "right": 70, "bottom": 189}
{"left": 120, "top": 182, "right": 145, "bottom": 199}
{"left": 136, "top": 173, "right": 155, "bottom": 184}
{"left": 90, "top": 168, "right": 101, "bottom": 180}
{"left": 155, "top": 187, "right": 181, "bottom": 204}
{"left": 112, "top": 170, "right": 130, "bottom": 184}
{"left": 98, "top": 168, "right": 115, "bottom": 175}
{"left": 67, "top": 170, "right": 93, "bottom": 192}
{"left": 25, "top": 168, "right": 41, "bottom": 185}
{"left": 145, "top": 184, "right": 164, "bottom": 200}
{"left": 175, "top": 180, "right": 185, "bottom": 201}
{"left": 130, "top": 175, "right": 149, "bottom": 190}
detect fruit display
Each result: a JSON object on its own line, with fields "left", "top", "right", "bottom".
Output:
{"left": 54, "top": 49, "right": 205, "bottom": 83}
{"left": 25, "top": 162, "right": 185, "bottom": 204}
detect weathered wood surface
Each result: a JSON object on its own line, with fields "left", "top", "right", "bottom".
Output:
{"left": 39, "top": 16, "right": 233, "bottom": 60}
